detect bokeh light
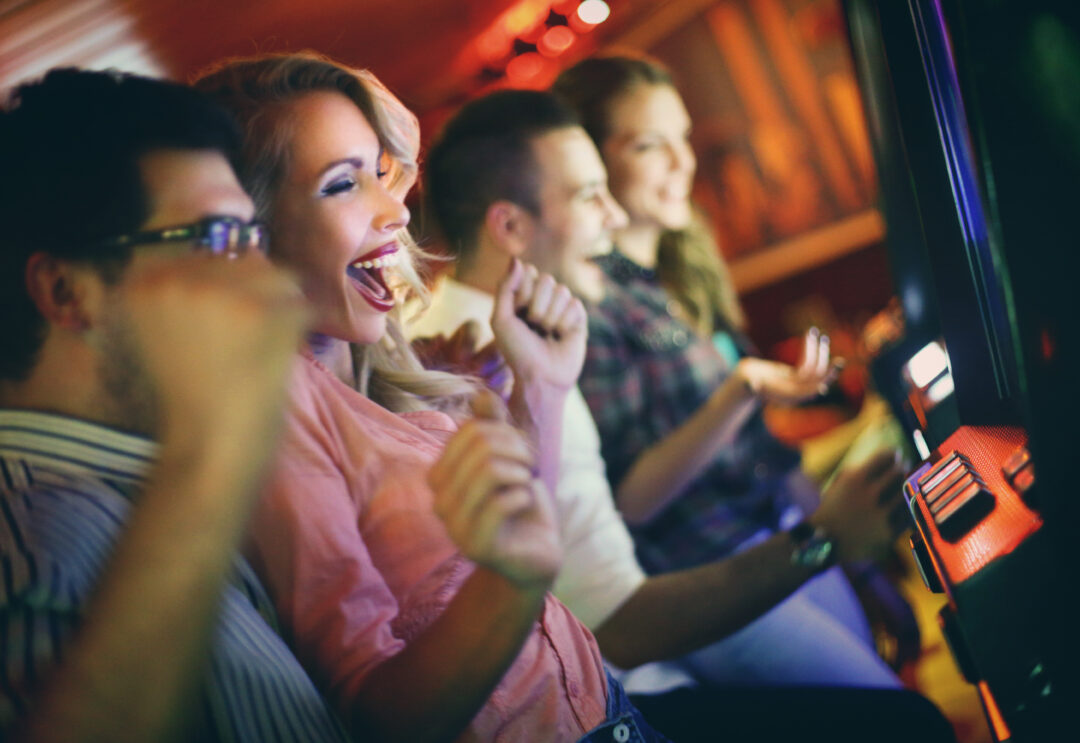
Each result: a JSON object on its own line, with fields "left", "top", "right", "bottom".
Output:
{"left": 577, "top": 0, "right": 611, "bottom": 25}
{"left": 538, "top": 25, "right": 576, "bottom": 57}
{"left": 505, "top": 51, "right": 558, "bottom": 88}
{"left": 477, "top": 28, "right": 514, "bottom": 64}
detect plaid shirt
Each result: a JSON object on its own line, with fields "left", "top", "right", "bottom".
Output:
{"left": 580, "top": 251, "right": 808, "bottom": 573}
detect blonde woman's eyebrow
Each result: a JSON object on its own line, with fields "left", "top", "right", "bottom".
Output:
{"left": 317, "top": 156, "right": 367, "bottom": 179}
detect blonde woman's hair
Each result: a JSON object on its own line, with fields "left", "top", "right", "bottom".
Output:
{"left": 657, "top": 213, "right": 745, "bottom": 336}
{"left": 552, "top": 54, "right": 745, "bottom": 335}
{"left": 194, "top": 52, "right": 477, "bottom": 416}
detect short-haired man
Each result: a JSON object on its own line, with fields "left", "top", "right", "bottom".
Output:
{"left": 415, "top": 89, "right": 956, "bottom": 741}
{"left": 0, "top": 69, "right": 341, "bottom": 741}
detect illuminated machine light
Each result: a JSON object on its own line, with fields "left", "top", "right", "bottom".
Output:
{"left": 925, "top": 374, "right": 955, "bottom": 405}
{"left": 901, "top": 282, "right": 924, "bottom": 325}
{"left": 577, "top": 0, "right": 611, "bottom": 25}
{"left": 912, "top": 429, "right": 931, "bottom": 461}
{"left": 539, "top": 25, "right": 576, "bottom": 57}
{"left": 906, "top": 340, "right": 950, "bottom": 388}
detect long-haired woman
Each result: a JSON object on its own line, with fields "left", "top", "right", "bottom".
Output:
{"left": 196, "top": 53, "right": 663, "bottom": 742}
{"left": 552, "top": 55, "right": 901, "bottom": 688}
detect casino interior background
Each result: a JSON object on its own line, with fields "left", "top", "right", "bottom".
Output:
{"left": 4, "top": 2, "right": 1077, "bottom": 741}
{"left": 1, "top": 0, "right": 897, "bottom": 360}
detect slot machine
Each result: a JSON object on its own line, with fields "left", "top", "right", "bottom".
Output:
{"left": 843, "top": 0, "right": 1079, "bottom": 739}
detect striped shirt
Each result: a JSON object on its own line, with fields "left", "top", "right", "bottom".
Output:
{"left": 0, "top": 409, "right": 350, "bottom": 742}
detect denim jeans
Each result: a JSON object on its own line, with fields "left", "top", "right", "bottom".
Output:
{"left": 576, "top": 671, "right": 671, "bottom": 743}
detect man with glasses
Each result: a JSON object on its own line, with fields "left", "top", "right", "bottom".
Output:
{"left": 91, "top": 214, "right": 267, "bottom": 258}
{"left": 0, "top": 69, "right": 347, "bottom": 741}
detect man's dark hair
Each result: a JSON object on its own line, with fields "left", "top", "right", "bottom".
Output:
{"left": 0, "top": 68, "right": 242, "bottom": 381}
{"left": 424, "top": 89, "right": 580, "bottom": 265}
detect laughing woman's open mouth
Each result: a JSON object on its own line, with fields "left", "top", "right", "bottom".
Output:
{"left": 347, "top": 244, "right": 399, "bottom": 311}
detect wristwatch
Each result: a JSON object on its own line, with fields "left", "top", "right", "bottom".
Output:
{"left": 788, "top": 521, "right": 836, "bottom": 570}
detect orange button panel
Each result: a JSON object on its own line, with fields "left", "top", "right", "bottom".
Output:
{"left": 904, "top": 425, "right": 1043, "bottom": 590}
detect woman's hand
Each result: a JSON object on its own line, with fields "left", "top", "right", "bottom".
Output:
{"left": 735, "top": 327, "right": 842, "bottom": 406}
{"left": 427, "top": 392, "right": 562, "bottom": 590}
{"left": 490, "top": 259, "right": 587, "bottom": 391}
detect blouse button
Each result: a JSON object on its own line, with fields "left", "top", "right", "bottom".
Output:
{"left": 613, "top": 722, "right": 631, "bottom": 742}
{"left": 666, "top": 300, "right": 679, "bottom": 316}
{"left": 672, "top": 329, "right": 687, "bottom": 346}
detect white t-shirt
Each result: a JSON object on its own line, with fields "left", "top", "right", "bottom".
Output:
{"left": 407, "top": 277, "right": 646, "bottom": 628}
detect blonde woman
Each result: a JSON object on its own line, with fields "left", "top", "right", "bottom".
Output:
{"left": 195, "top": 54, "right": 666, "bottom": 742}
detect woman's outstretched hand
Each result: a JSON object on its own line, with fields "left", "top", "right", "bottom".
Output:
{"left": 735, "top": 327, "right": 843, "bottom": 406}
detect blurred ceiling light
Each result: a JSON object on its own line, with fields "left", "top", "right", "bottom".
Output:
{"left": 477, "top": 28, "right": 514, "bottom": 64}
{"left": 519, "top": 22, "right": 549, "bottom": 44}
{"left": 568, "top": 12, "right": 598, "bottom": 34}
{"left": 503, "top": 0, "right": 552, "bottom": 36}
{"left": 506, "top": 51, "right": 556, "bottom": 88}
{"left": 577, "top": 0, "right": 611, "bottom": 25}
{"left": 538, "top": 25, "right": 576, "bottom": 57}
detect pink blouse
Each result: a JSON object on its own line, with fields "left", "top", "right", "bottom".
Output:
{"left": 248, "top": 352, "right": 608, "bottom": 741}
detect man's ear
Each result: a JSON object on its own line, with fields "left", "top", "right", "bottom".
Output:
{"left": 483, "top": 200, "right": 533, "bottom": 258}
{"left": 24, "top": 253, "right": 100, "bottom": 332}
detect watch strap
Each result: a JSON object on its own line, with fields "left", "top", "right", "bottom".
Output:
{"left": 788, "top": 520, "right": 836, "bottom": 570}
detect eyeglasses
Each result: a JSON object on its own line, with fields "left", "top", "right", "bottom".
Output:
{"left": 92, "top": 215, "right": 267, "bottom": 258}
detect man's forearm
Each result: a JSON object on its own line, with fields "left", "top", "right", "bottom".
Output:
{"left": 593, "top": 531, "right": 818, "bottom": 669}
{"left": 508, "top": 372, "right": 568, "bottom": 498}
